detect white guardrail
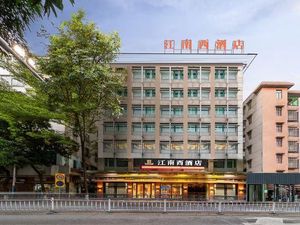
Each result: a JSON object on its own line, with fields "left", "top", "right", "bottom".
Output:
{"left": 1, "top": 199, "right": 300, "bottom": 213}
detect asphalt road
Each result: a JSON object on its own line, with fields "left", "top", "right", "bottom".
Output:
{"left": 1, "top": 213, "right": 300, "bottom": 225}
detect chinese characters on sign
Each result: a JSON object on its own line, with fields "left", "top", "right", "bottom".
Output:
{"left": 141, "top": 159, "right": 208, "bottom": 171}
{"left": 164, "top": 39, "right": 244, "bottom": 53}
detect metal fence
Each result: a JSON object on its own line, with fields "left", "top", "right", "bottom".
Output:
{"left": 1, "top": 198, "right": 300, "bottom": 213}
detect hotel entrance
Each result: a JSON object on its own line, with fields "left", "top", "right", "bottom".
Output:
{"left": 132, "top": 183, "right": 155, "bottom": 198}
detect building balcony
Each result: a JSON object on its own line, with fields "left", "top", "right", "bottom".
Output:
{"left": 276, "top": 164, "right": 286, "bottom": 171}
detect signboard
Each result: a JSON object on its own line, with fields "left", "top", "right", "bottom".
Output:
{"left": 140, "top": 159, "right": 208, "bottom": 171}
{"left": 55, "top": 173, "right": 65, "bottom": 188}
{"left": 163, "top": 39, "right": 244, "bottom": 53}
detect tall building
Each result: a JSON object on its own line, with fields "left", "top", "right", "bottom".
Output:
{"left": 244, "top": 82, "right": 300, "bottom": 201}
{"left": 95, "top": 52, "right": 256, "bottom": 200}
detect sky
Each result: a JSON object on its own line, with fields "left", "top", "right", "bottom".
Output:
{"left": 25, "top": 0, "right": 300, "bottom": 98}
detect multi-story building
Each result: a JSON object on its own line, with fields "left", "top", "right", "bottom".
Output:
{"left": 95, "top": 52, "right": 256, "bottom": 200}
{"left": 244, "top": 82, "right": 300, "bottom": 201}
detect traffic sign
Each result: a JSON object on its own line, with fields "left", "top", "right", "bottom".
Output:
{"left": 55, "top": 173, "right": 65, "bottom": 188}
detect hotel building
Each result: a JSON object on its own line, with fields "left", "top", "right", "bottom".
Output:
{"left": 244, "top": 82, "right": 300, "bottom": 201}
{"left": 95, "top": 52, "right": 256, "bottom": 200}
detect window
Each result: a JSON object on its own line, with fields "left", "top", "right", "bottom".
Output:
{"left": 160, "top": 106, "right": 170, "bottom": 116}
{"left": 276, "top": 137, "right": 283, "bottom": 147}
{"left": 143, "top": 141, "right": 155, "bottom": 151}
{"left": 171, "top": 106, "right": 183, "bottom": 116}
{"left": 288, "top": 127, "right": 299, "bottom": 137}
{"left": 201, "top": 123, "right": 210, "bottom": 134}
{"left": 215, "top": 141, "right": 226, "bottom": 151}
{"left": 215, "top": 89, "right": 226, "bottom": 98}
{"left": 188, "top": 106, "right": 199, "bottom": 116}
{"left": 132, "top": 105, "right": 142, "bottom": 117}
{"left": 228, "top": 68, "right": 238, "bottom": 80}
{"left": 288, "top": 96, "right": 299, "bottom": 106}
{"left": 172, "top": 89, "right": 184, "bottom": 98}
{"left": 188, "top": 123, "right": 200, "bottom": 133}
{"left": 247, "top": 145, "right": 252, "bottom": 154}
{"left": 228, "top": 106, "right": 237, "bottom": 117}
{"left": 215, "top": 123, "right": 226, "bottom": 134}
{"left": 131, "top": 141, "right": 142, "bottom": 152}
{"left": 172, "top": 69, "right": 184, "bottom": 80}
{"left": 103, "top": 140, "right": 113, "bottom": 152}
{"left": 143, "top": 105, "right": 155, "bottom": 117}
{"left": 117, "top": 87, "right": 128, "bottom": 97}
{"left": 227, "top": 159, "right": 236, "bottom": 169}
{"left": 160, "top": 142, "right": 170, "bottom": 152}
{"left": 115, "top": 123, "right": 127, "bottom": 133}
{"left": 187, "top": 141, "right": 200, "bottom": 151}
{"left": 247, "top": 130, "right": 252, "bottom": 140}
{"left": 160, "top": 89, "right": 170, "bottom": 99}
{"left": 132, "top": 88, "right": 142, "bottom": 98}
{"left": 201, "top": 68, "right": 210, "bottom": 81}
{"left": 132, "top": 67, "right": 142, "bottom": 80}
{"left": 214, "top": 160, "right": 225, "bottom": 169}
{"left": 144, "top": 88, "right": 155, "bottom": 98}
{"left": 247, "top": 160, "right": 252, "bottom": 169}
{"left": 105, "top": 158, "right": 115, "bottom": 167}
{"left": 288, "top": 141, "right": 299, "bottom": 153}
{"left": 288, "top": 110, "right": 298, "bottom": 121}
{"left": 276, "top": 154, "right": 283, "bottom": 164}
{"left": 228, "top": 142, "right": 238, "bottom": 153}
{"left": 171, "top": 123, "right": 183, "bottom": 133}
{"left": 115, "top": 140, "right": 127, "bottom": 151}
{"left": 160, "top": 68, "right": 169, "bottom": 80}
{"left": 188, "top": 69, "right": 199, "bottom": 80}
{"left": 104, "top": 122, "right": 114, "bottom": 133}
{"left": 215, "top": 106, "right": 226, "bottom": 117}
{"left": 215, "top": 68, "right": 226, "bottom": 80}
{"left": 171, "top": 142, "right": 184, "bottom": 151}
{"left": 276, "top": 123, "right": 283, "bottom": 133}
{"left": 143, "top": 123, "right": 155, "bottom": 133}
{"left": 200, "top": 141, "right": 210, "bottom": 152}
{"left": 247, "top": 100, "right": 252, "bottom": 110}
{"left": 144, "top": 68, "right": 155, "bottom": 79}
{"left": 276, "top": 106, "right": 283, "bottom": 116}
{"left": 188, "top": 89, "right": 199, "bottom": 98}
{"left": 201, "top": 88, "right": 210, "bottom": 99}
{"left": 288, "top": 157, "right": 299, "bottom": 169}
{"left": 201, "top": 106, "right": 210, "bottom": 116}
{"left": 247, "top": 115, "right": 252, "bottom": 125}
{"left": 276, "top": 90, "right": 282, "bottom": 99}
{"left": 160, "top": 124, "right": 170, "bottom": 134}
{"left": 228, "top": 89, "right": 238, "bottom": 99}
{"left": 116, "top": 159, "right": 128, "bottom": 167}
{"left": 132, "top": 123, "right": 142, "bottom": 134}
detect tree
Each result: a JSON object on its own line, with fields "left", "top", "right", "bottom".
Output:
{"left": 0, "top": 0, "right": 74, "bottom": 44}
{"left": 38, "top": 10, "right": 124, "bottom": 193}
{"left": 0, "top": 89, "right": 78, "bottom": 191}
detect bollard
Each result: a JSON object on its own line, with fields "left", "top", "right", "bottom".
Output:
{"left": 51, "top": 197, "right": 54, "bottom": 211}
{"left": 271, "top": 202, "right": 276, "bottom": 214}
{"left": 218, "top": 202, "right": 222, "bottom": 214}
{"left": 107, "top": 199, "right": 111, "bottom": 212}
{"left": 163, "top": 199, "right": 167, "bottom": 213}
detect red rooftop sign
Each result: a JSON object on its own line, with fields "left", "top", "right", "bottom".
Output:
{"left": 164, "top": 39, "right": 244, "bottom": 53}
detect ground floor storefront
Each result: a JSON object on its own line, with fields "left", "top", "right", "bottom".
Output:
{"left": 95, "top": 172, "right": 246, "bottom": 200}
{"left": 247, "top": 173, "right": 300, "bottom": 202}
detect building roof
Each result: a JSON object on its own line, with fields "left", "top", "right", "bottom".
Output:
{"left": 288, "top": 90, "right": 300, "bottom": 97}
{"left": 253, "top": 81, "right": 294, "bottom": 94}
{"left": 113, "top": 52, "right": 257, "bottom": 71}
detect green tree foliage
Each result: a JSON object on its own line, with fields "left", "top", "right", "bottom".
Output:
{"left": 0, "top": 89, "right": 77, "bottom": 191}
{"left": 0, "top": 0, "right": 74, "bottom": 44}
{"left": 38, "top": 10, "right": 124, "bottom": 193}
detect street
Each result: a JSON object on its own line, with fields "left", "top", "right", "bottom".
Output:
{"left": 1, "top": 213, "right": 300, "bottom": 225}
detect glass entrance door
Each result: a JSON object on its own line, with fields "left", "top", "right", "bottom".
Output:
{"left": 133, "top": 183, "right": 155, "bottom": 198}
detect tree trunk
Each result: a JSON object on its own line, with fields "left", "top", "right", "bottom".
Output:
{"left": 31, "top": 165, "right": 45, "bottom": 192}
{"left": 80, "top": 138, "right": 88, "bottom": 194}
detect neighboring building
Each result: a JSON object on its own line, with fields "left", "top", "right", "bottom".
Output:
{"left": 244, "top": 82, "right": 300, "bottom": 201}
{"left": 95, "top": 52, "right": 256, "bottom": 200}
